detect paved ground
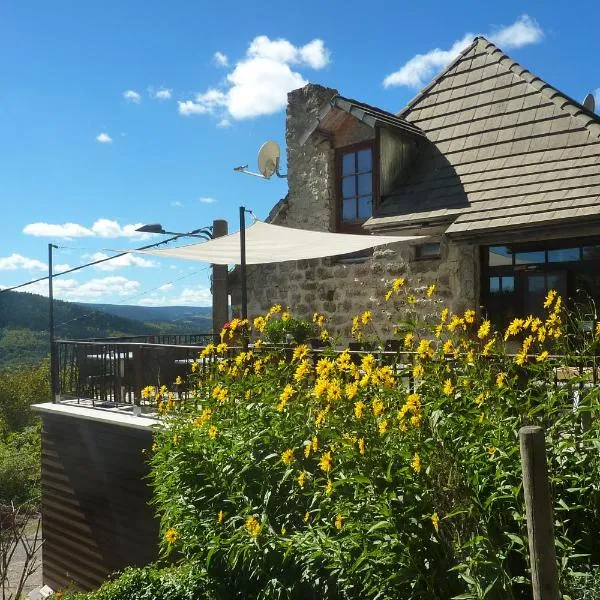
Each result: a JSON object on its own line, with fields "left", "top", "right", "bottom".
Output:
{"left": 4, "top": 518, "right": 42, "bottom": 599}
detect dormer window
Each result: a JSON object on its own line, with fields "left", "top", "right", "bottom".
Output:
{"left": 337, "top": 142, "right": 378, "bottom": 232}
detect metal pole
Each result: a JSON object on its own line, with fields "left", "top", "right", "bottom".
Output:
{"left": 211, "top": 219, "right": 229, "bottom": 340}
{"left": 48, "top": 243, "right": 58, "bottom": 402}
{"left": 239, "top": 206, "right": 247, "bottom": 321}
{"left": 519, "top": 425, "right": 559, "bottom": 600}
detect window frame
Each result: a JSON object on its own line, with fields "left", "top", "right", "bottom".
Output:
{"left": 335, "top": 139, "right": 379, "bottom": 233}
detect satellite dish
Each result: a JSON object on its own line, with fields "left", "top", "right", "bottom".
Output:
{"left": 583, "top": 93, "right": 596, "bottom": 113}
{"left": 257, "top": 141, "right": 280, "bottom": 179}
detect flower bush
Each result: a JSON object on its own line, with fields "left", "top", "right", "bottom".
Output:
{"left": 146, "top": 285, "right": 600, "bottom": 599}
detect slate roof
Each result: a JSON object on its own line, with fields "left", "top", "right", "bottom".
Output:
{"left": 369, "top": 37, "right": 600, "bottom": 236}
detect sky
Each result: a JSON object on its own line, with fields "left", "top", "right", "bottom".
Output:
{"left": 1, "top": 1, "right": 599, "bottom": 308}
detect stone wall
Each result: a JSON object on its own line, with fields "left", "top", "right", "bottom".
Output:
{"left": 231, "top": 83, "right": 480, "bottom": 338}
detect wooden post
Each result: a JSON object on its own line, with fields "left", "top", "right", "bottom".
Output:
{"left": 211, "top": 219, "right": 229, "bottom": 339}
{"left": 519, "top": 425, "right": 559, "bottom": 600}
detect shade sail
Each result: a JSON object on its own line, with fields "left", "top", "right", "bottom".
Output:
{"left": 136, "top": 220, "right": 425, "bottom": 265}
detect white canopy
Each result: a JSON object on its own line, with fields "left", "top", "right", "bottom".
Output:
{"left": 136, "top": 220, "right": 424, "bottom": 265}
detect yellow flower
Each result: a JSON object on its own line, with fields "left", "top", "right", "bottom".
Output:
{"left": 253, "top": 316, "right": 266, "bottom": 331}
{"left": 596, "top": 321, "right": 600, "bottom": 336}
{"left": 304, "top": 444, "right": 311, "bottom": 458}
{"left": 447, "top": 315, "right": 465, "bottom": 332}
{"left": 372, "top": 398, "right": 384, "bottom": 417}
{"left": 410, "top": 413, "right": 422, "bottom": 428}
{"left": 278, "top": 384, "right": 295, "bottom": 411}
{"left": 315, "top": 407, "right": 328, "bottom": 427}
{"left": 325, "top": 479, "right": 333, "bottom": 495}
{"left": 152, "top": 442, "right": 158, "bottom": 452}
{"left": 544, "top": 289, "right": 557, "bottom": 309}
{"left": 326, "top": 380, "right": 343, "bottom": 402}
{"left": 464, "top": 309, "right": 475, "bottom": 324}
{"left": 385, "top": 289, "right": 393, "bottom": 302}
{"left": 496, "top": 373, "right": 506, "bottom": 389}
{"left": 392, "top": 277, "right": 405, "bottom": 291}
{"left": 505, "top": 318, "right": 525, "bottom": 340}
{"left": 303, "top": 511, "right": 310, "bottom": 523}
{"left": 345, "top": 381, "right": 358, "bottom": 400}
{"left": 426, "top": 284, "right": 436, "bottom": 297}
{"left": 443, "top": 379, "right": 454, "bottom": 396}
{"left": 312, "top": 436, "right": 318, "bottom": 452}
{"left": 319, "top": 451, "right": 332, "bottom": 473}
{"left": 378, "top": 419, "right": 389, "bottom": 435}
{"left": 404, "top": 332, "right": 414, "bottom": 348}
{"left": 358, "top": 438, "right": 365, "bottom": 455}
{"left": 477, "top": 320, "right": 491, "bottom": 339}
{"left": 335, "top": 514, "right": 343, "bottom": 530}
{"left": 479, "top": 412, "right": 485, "bottom": 423}
{"left": 443, "top": 339, "right": 454, "bottom": 355}
{"left": 200, "top": 343, "right": 215, "bottom": 357}
{"left": 488, "top": 446, "right": 497, "bottom": 456}
{"left": 536, "top": 350, "right": 549, "bottom": 362}
{"left": 141, "top": 385, "right": 155, "bottom": 399}
{"left": 165, "top": 527, "right": 179, "bottom": 545}
{"left": 482, "top": 339, "right": 495, "bottom": 356}
{"left": 407, "top": 294, "right": 416, "bottom": 305}
{"left": 292, "top": 344, "right": 309, "bottom": 362}
{"left": 281, "top": 525, "right": 286, "bottom": 535}
{"left": 246, "top": 516, "right": 261, "bottom": 537}
{"left": 413, "top": 363, "right": 425, "bottom": 378}
{"left": 294, "top": 360, "right": 312, "bottom": 383}
{"left": 431, "top": 512, "right": 440, "bottom": 534}
{"left": 336, "top": 350, "right": 352, "bottom": 371}
{"left": 440, "top": 307, "right": 449, "bottom": 323}
{"left": 268, "top": 304, "right": 282, "bottom": 316}
{"left": 172, "top": 434, "right": 179, "bottom": 445}
{"left": 297, "top": 470, "right": 307, "bottom": 488}
{"left": 316, "top": 358, "right": 335, "bottom": 378}
{"left": 191, "top": 361, "right": 199, "bottom": 372}
{"left": 361, "top": 310, "right": 372, "bottom": 325}
{"left": 281, "top": 448, "right": 294, "bottom": 465}
{"left": 411, "top": 453, "right": 422, "bottom": 474}
{"left": 281, "top": 311, "right": 291, "bottom": 321}
{"left": 217, "top": 510, "right": 224, "bottom": 524}
{"left": 354, "top": 399, "right": 365, "bottom": 419}
{"left": 216, "top": 342, "right": 228, "bottom": 354}
{"left": 212, "top": 385, "right": 228, "bottom": 403}
{"left": 208, "top": 425, "right": 218, "bottom": 439}
{"left": 474, "top": 393, "right": 485, "bottom": 407}
{"left": 417, "top": 339, "right": 433, "bottom": 360}
{"left": 435, "top": 324, "right": 443, "bottom": 338}
{"left": 313, "top": 312, "right": 325, "bottom": 327}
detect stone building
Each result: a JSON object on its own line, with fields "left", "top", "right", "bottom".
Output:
{"left": 231, "top": 36, "right": 600, "bottom": 337}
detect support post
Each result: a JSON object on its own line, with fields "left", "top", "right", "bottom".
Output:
{"left": 239, "top": 206, "right": 247, "bottom": 321}
{"left": 519, "top": 425, "right": 559, "bottom": 600}
{"left": 211, "top": 219, "right": 229, "bottom": 340}
{"left": 48, "top": 243, "right": 58, "bottom": 402}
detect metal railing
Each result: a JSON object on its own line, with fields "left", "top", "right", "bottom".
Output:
{"left": 53, "top": 338, "right": 599, "bottom": 409}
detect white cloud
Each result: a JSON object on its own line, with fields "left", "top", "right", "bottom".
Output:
{"left": 137, "top": 285, "right": 212, "bottom": 306}
{"left": 383, "top": 15, "right": 543, "bottom": 89}
{"left": 213, "top": 51, "right": 229, "bottom": 67}
{"left": 594, "top": 89, "right": 600, "bottom": 109}
{"left": 20, "top": 276, "right": 140, "bottom": 301}
{"left": 0, "top": 254, "right": 46, "bottom": 271}
{"left": 154, "top": 88, "right": 172, "bottom": 100}
{"left": 170, "top": 200, "right": 184, "bottom": 208}
{"left": 88, "top": 252, "right": 156, "bottom": 271}
{"left": 179, "top": 36, "right": 330, "bottom": 121}
{"left": 96, "top": 132, "right": 113, "bottom": 143}
{"left": 55, "top": 263, "right": 72, "bottom": 273}
{"left": 23, "top": 219, "right": 155, "bottom": 240}
{"left": 199, "top": 197, "right": 217, "bottom": 204}
{"left": 217, "top": 118, "right": 231, "bottom": 128}
{"left": 123, "top": 89, "right": 141, "bottom": 103}
{"left": 158, "top": 283, "right": 174, "bottom": 291}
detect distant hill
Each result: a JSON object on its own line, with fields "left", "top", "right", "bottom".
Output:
{"left": 0, "top": 291, "right": 212, "bottom": 368}
{"left": 78, "top": 303, "right": 212, "bottom": 330}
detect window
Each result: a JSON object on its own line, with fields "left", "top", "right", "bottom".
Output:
{"left": 339, "top": 145, "right": 375, "bottom": 226}
{"left": 415, "top": 242, "right": 441, "bottom": 260}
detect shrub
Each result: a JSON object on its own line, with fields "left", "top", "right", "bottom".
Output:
{"left": 60, "top": 563, "right": 216, "bottom": 600}
{"left": 0, "top": 425, "right": 40, "bottom": 506}
{"left": 148, "top": 285, "right": 600, "bottom": 599}
{"left": 259, "top": 308, "right": 315, "bottom": 344}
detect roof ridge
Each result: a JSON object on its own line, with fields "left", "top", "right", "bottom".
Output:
{"left": 399, "top": 36, "right": 600, "bottom": 139}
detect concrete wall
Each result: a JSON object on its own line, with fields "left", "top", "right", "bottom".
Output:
{"left": 232, "top": 84, "right": 479, "bottom": 337}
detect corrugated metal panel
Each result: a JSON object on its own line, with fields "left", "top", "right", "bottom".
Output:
{"left": 41, "top": 413, "right": 159, "bottom": 592}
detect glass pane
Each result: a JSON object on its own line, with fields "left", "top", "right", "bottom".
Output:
{"left": 489, "top": 277, "right": 500, "bottom": 294}
{"left": 342, "top": 152, "right": 356, "bottom": 175}
{"left": 546, "top": 273, "right": 561, "bottom": 290}
{"left": 548, "top": 247, "right": 580, "bottom": 262}
{"left": 342, "top": 176, "right": 355, "bottom": 199}
{"left": 582, "top": 245, "right": 600, "bottom": 260}
{"left": 358, "top": 173, "right": 372, "bottom": 196}
{"left": 515, "top": 250, "right": 545, "bottom": 265}
{"left": 358, "top": 196, "right": 372, "bottom": 219}
{"left": 488, "top": 246, "right": 512, "bottom": 266}
{"left": 342, "top": 198, "right": 356, "bottom": 221}
{"left": 501, "top": 276, "right": 515, "bottom": 292}
{"left": 357, "top": 149, "right": 372, "bottom": 173}
{"left": 419, "top": 243, "right": 441, "bottom": 258}
{"left": 527, "top": 274, "right": 546, "bottom": 293}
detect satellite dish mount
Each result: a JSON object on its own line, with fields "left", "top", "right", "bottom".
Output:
{"left": 233, "top": 141, "right": 287, "bottom": 180}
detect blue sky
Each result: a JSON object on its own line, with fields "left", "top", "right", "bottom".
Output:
{"left": 1, "top": 1, "right": 599, "bottom": 307}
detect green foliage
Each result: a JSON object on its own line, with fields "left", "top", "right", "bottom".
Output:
{"left": 60, "top": 563, "right": 216, "bottom": 600}
{"left": 262, "top": 314, "right": 315, "bottom": 344}
{"left": 147, "top": 289, "right": 600, "bottom": 599}
{"left": 0, "top": 425, "right": 41, "bottom": 506}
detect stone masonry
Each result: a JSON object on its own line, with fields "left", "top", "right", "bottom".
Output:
{"left": 231, "top": 84, "right": 479, "bottom": 339}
